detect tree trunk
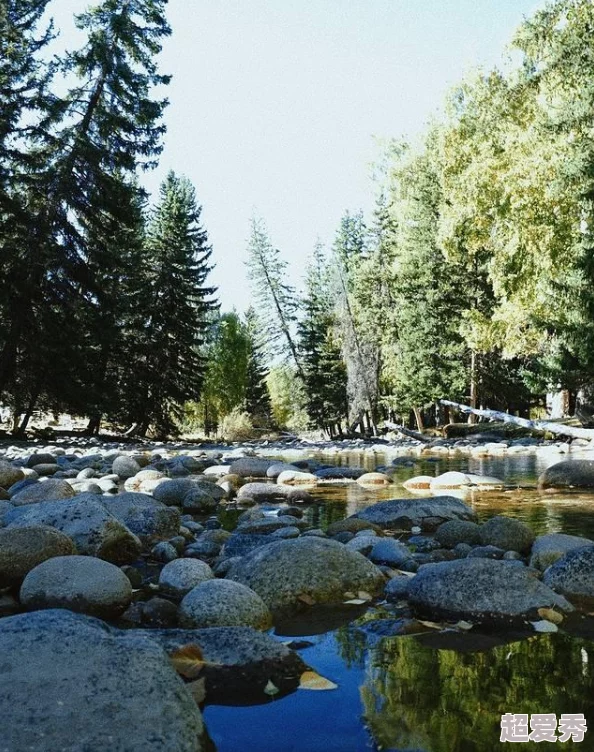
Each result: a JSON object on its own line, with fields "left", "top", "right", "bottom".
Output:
{"left": 440, "top": 399, "right": 594, "bottom": 441}
{"left": 468, "top": 351, "right": 478, "bottom": 425}
{"left": 384, "top": 420, "right": 432, "bottom": 443}
{"left": 413, "top": 407, "right": 424, "bottom": 432}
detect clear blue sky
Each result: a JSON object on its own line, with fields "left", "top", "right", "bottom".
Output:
{"left": 48, "top": 0, "right": 543, "bottom": 311}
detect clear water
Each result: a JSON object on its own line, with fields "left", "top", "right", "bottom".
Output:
{"left": 205, "top": 452, "right": 594, "bottom": 752}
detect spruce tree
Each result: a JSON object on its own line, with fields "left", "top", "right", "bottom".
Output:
{"left": 134, "top": 172, "right": 217, "bottom": 436}
{"left": 244, "top": 307, "right": 273, "bottom": 427}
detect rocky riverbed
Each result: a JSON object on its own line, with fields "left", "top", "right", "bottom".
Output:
{"left": 1, "top": 434, "right": 594, "bottom": 751}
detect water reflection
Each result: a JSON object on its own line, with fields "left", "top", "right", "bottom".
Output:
{"left": 336, "top": 625, "right": 594, "bottom": 751}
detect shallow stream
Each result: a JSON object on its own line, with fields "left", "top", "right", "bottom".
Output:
{"left": 205, "top": 450, "right": 594, "bottom": 751}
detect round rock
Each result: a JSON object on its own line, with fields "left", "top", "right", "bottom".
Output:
{"left": 159, "top": 558, "right": 215, "bottom": 598}
{"left": 479, "top": 515, "right": 535, "bottom": 553}
{"left": 0, "top": 526, "right": 76, "bottom": 588}
{"left": 20, "top": 555, "right": 133, "bottom": 619}
{"left": 180, "top": 579, "right": 272, "bottom": 629}
{"left": 543, "top": 545, "right": 594, "bottom": 603}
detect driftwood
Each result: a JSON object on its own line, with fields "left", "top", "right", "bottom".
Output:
{"left": 439, "top": 400, "right": 594, "bottom": 441}
{"left": 384, "top": 421, "right": 432, "bottom": 443}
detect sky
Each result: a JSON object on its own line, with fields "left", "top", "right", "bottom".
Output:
{"left": 48, "top": 0, "right": 544, "bottom": 311}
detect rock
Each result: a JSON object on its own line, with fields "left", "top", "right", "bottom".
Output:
{"left": 4, "top": 496, "right": 142, "bottom": 564}
{"left": 0, "top": 610, "right": 204, "bottom": 751}
{"left": 479, "top": 515, "right": 535, "bottom": 553}
{"left": 102, "top": 492, "right": 181, "bottom": 546}
{"left": 20, "top": 555, "right": 133, "bottom": 619}
{"left": 124, "top": 468, "right": 166, "bottom": 492}
{"left": 403, "top": 475, "right": 433, "bottom": 490}
{"left": 270, "top": 526, "right": 300, "bottom": 539}
{"left": 429, "top": 471, "right": 471, "bottom": 489}
{"left": 538, "top": 459, "right": 594, "bottom": 490}
{"left": 357, "top": 472, "right": 391, "bottom": 486}
{"left": 276, "top": 470, "right": 318, "bottom": 485}
{"left": 229, "top": 458, "right": 275, "bottom": 478}
{"left": 185, "top": 539, "right": 221, "bottom": 560}
{"left": 352, "top": 496, "right": 476, "bottom": 531}
{"left": 25, "top": 452, "right": 56, "bottom": 468}
{"left": 0, "top": 461, "right": 24, "bottom": 489}
{"left": 408, "top": 558, "right": 573, "bottom": 624}
{"left": 237, "top": 482, "right": 312, "bottom": 503}
{"left": 0, "top": 526, "right": 76, "bottom": 588}
{"left": 152, "top": 478, "right": 223, "bottom": 513}
{"left": 10, "top": 478, "right": 75, "bottom": 505}
{"left": 466, "top": 545, "right": 505, "bottom": 559}
{"left": 530, "top": 533, "right": 594, "bottom": 571}
{"left": 222, "top": 533, "right": 277, "bottom": 558}
{"left": 435, "top": 520, "right": 482, "bottom": 548}
{"left": 112, "top": 454, "right": 142, "bottom": 480}
{"left": 369, "top": 538, "right": 412, "bottom": 567}
{"left": 315, "top": 466, "right": 366, "bottom": 481}
{"left": 385, "top": 575, "right": 413, "bottom": 601}
{"left": 151, "top": 541, "right": 179, "bottom": 562}
{"left": 237, "top": 515, "right": 306, "bottom": 535}
{"left": 345, "top": 536, "right": 378, "bottom": 556}
{"left": 182, "top": 486, "right": 221, "bottom": 514}
{"left": 180, "top": 579, "right": 272, "bottom": 629}
{"left": 266, "top": 462, "right": 302, "bottom": 479}
{"left": 132, "top": 625, "right": 307, "bottom": 703}
{"left": 159, "top": 558, "right": 215, "bottom": 598}
{"left": 543, "top": 545, "right": 594, "bottom": 603}
{"left": 227, "top": 537, "right": 385, "bottom": 614}
{"left": 139, "top": 597, "right": 179, "bottom": 628}
{"left": 326, "top": 518, "right": 383, "bottom": 537}
{"left": 33, "top": 463, "right": 60, "bottom": 477}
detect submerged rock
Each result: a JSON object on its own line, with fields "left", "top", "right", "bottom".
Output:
{"left": 0, "top": 610, "right": 204, "bottom": 752}
{"left": 408, "top": 558, "right": 573, "bottom": 624}
{"left": 352, "top": 496, "right": 476, "bottom": 531}
{"left": 227, "top": 537, "right": 385, "bottom": 614}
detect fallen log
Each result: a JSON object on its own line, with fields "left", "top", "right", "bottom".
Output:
{"left": 384, "top": 421, "right": 432, "bottom": 443}
{"left": 439, "top": 400, "right": 594, "bottom": 441}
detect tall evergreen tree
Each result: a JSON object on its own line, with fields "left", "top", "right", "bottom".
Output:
{"left": 244, "top": 307, "right": 273, "bottom": 427}
{"left": 132, "top": 172, "right": 217, "bottom": 436}
{"left": 0, "top": 0, "right": 171, "bottom": 413}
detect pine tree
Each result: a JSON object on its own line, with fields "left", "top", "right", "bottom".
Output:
{"left": 244, "top": 307, "right": 273, "bottom": 427}
{"left": 134, "top": 172, "right": 217, "bottom": 436}
{"left": 297, "top": 242, "right": 347, "bottom": 435}
{"left": 0, "top": 0, "right": 171, "bottom": 413}
{"left": 246, "top": 216, "right": 303, "bottom": 375}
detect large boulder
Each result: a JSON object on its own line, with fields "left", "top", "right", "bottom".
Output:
{"left": 25, "top": 452, "right": 56, "bottom": 468}
{"left": 479, "top": 515, "right": 535, "bottom": 553}
{"left": 101, "top": 492, "right": 181, "bottom": 546}
{"left": 229, "top": 458, "right": 275, "bottom": 478}
{"left": 227, "top": 537, "right": 385, "bottom": 614}
{"left": 0, "top": 526, "right": 76, "bottom": 588}
{"left": 538, "top": 460, "right": 594, "bottom": 490}
{"left": 0, "top": 610, "right": 204, "bottom": 752}
{"left": 408, "top": 558, "right": 573, "bottom": 624}
{"left": 530, "top": 533, "right": 594, "bottom": 571}
{"left": 10, "top": 478, "right": 75, "bottom": 505}
{"left": 180, "top": 579, "right": 272, "bottom": 630}
{"left": 152, "top": 478, "right": 223, "bottom": 513}
{"left": 4, "top": 496, "right": 142, "bottom": 564}
{"left": 543, "top": 545, "right": 594, "bottom": 603}
{"left": 159, "top": 558, "right": 215, "bottom": 599}
{"left": 352, "top": 496, "right": 476, "bottom": 532}
{"left": 20, "top": 555, "right": 133, "bottom": 619}
{"left": 237, "top": 482, "right": 312, "bottom": 503}
{"left": 0, "top": 461, "right": 24, "bottom": 489}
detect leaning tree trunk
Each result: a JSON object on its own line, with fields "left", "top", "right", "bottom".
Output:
{"left": 440, "top": 399, "right": 594, "bottom": 441}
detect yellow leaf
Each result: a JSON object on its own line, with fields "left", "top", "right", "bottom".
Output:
{"left": 299, "top": 670, "right": 338, "bottom": 691}
{"left": 454, "top": 620, "right": 474, "bottom": 631}
{"left": 298, "top": 594, "right": 316, "bottom": 606}
{"left": 343, "top": 598, "right": 367, "bottom": 605}
{"left": 357, "top": 591, "right": 373, "bottom": 601}
{"left": 264, "top": 680, "right": 280, "bottom": 696}
{"left": 187, "top": 677, "right": 206, "bottom": 704}
{"left": 170, "top": 644, "right": 205, "bottom": 680}
{"left": 343, "top": 592, "right": 356, "bottom": 600}
{"left": 537, "top": 608, "right": 563, "bottom": 625}
{"left": 418, "top": 620, "right": 445, "bottom": 630}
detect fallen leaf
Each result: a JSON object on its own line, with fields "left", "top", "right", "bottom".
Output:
{"left": 187, "top": 677, "right": 206, "bottom": 704}
{"left": 299, "top": 670, "right": 338, "bottom": 691}
{"left": 453, "top": 620, "right": 474, "bottom": 631}
{"left": 418, "top": 620, "right": 445, "bottom": 630}
{"left": 298, "top": 594, "right": 316, "bottom": 606}
{"left": 394, "top": 570, "right": 416, "bottom": 578}
{"left": 537, "top": 608, "right": 563, "bottom": 625}
{"left": 343, "top": 592, "right": 356, "bottom": 600}
{"left": 531, "top": 620, "right": 558, "bottom": 633}
{"left": 170, "top": 644, "right": 205, "bottom": 679}
{"left": 357, "top": 591, "right": 373, "bottom": 601}
{"left": 264, "top": 680, "right": 280, "bottom": 696}
{"left": 343, "top": 598, "right": 368, "bottom": 605}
